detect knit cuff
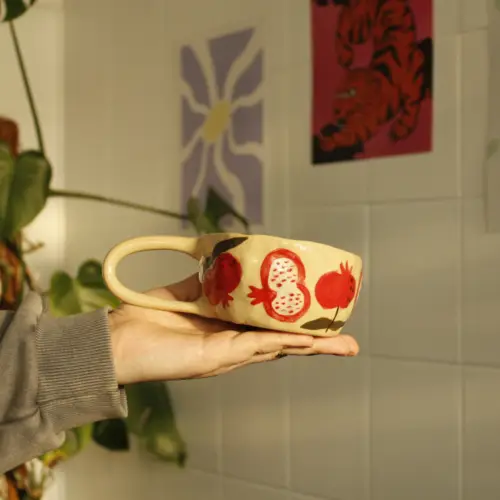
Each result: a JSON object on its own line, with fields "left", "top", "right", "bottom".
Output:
{"left": 36, "top": 306, "right": 127, "bottom": 433}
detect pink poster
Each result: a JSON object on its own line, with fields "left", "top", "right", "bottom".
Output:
{"left": 311, "top": 0, "right": 433, "bottom": 165}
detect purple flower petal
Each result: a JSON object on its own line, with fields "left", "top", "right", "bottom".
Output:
{"left": 231, "top": 102, "right": 263, "bottom": 145}
{"left": 181, "top": 46, "right": 210, "bottom": 106}
{"left": 232, "top": 50, "right": 263, "bottom": 101}
{"left": 222, "top": 132, "right": 263, "bottom": 223}
{"left": 182, "top": 97, "right": 205, "bottom": 146}
{"left": 209, "top": 28, "right": 254, "bottom": 99}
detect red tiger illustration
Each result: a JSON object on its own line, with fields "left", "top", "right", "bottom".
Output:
{"left": 315, "top": 0, "right": 432, "bottom": 151}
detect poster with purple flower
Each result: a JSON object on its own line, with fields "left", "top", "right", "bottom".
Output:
{"left": 180, "top": 27, "right": 264, "bottom": 224}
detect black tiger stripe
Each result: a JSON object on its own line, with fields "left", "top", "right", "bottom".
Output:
{"left": 376, "top": 0, "right": 386, "bottom": 17}
{"left": 373, "top": 62, "right": 395, "bottom": 84}
{"left": 413, "top": 61, "right": 425, "bottom": 82}
{"left": 349, "top": 27, "right": 355, "bottom": 43}
{"left": 385, "top": 103, "right": 396, "bottom": 121}
{"left": 355, "top": 19, "right": 363, "bottom": 42}
{"left": 373, "top": 45, "right": 402, "bottom": 66}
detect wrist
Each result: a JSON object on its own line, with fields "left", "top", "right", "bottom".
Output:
{"left": 107, "top": 311, "right": 124, "bottom": 386}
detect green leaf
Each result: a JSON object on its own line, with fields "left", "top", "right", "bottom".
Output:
{"left": 75, "top": 424, "right": 94, "bottom": 449}
{"left": 187, "top": 197, "right": 219, "bottom": 234}
{"left": 77, "top": 260, "right": 107, "bottom": 288}
{"left": 126, "top": 382, "right": 186, "bottom": 466}
{"left": 204, "top": 188, "right": 249, "bottom": 233}
{"left": 49, "top": 271, "right": 82, "bottom": 316}
{"left": 77, "top": 286, "right": 120, "bottom": 311}
{"left": 487, "top": 138, "right": 500, "bottom": 159}
{"left": 301, "top": 317, "right": 345, "bottom": 332}
{"left": 211, "top": 236, "right": 248, "bottom": 260}
{"left": 58, "top": 424, "right": 93, "bottom": 458}
{"left": 0, "top": 0, "right": 37, "bottom": 22}
{"left": 0, "top": 144, "right": 14, "bottom": 235}
{"left": 49, "top": 260, "right": 120, "bottom": 317}
{"left": 328, "top": 320, "right": 345, "bottom": 332}
{"left": 76, "top": 259, "right": 120, "bottom": 310}
{"left": 92, "top": 419, "right": 130, "bottom": 451}
{"left": 3, "top": 151, "right": 52, "bottom": 238}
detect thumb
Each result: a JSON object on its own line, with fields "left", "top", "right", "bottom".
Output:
{"left": 148, "top": 273, "right": 202, "bottom": 303}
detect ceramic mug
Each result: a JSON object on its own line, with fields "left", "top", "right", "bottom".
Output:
{"left": 102, "top": 233, "right": 363, "bottom": 337}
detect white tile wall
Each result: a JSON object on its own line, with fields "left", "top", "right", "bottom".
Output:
{"left": 62, "top": 0, "right": 500, "bottom": 499}
{"left": 220, "top": 362, "right": 288, "bottom": 487}
{"left": 462, "top": 198, "right": 500, "bottom": 366}
{"left": 464, "top": 367, "right": 500, "bottom": 499}
{"left": 290, "top": 356, "right": 369, "bottom": 500}
{"left": 461, "top": 29, "right": 489, "bottom": 198}
{"left": 370, "top": 200, "right": 461, "bottom": 362}
{"left": 370, "top": 359, "right": 460, "bottom": 500}
{"left": 223, "top": 478, "right": 288, "bottom": 500}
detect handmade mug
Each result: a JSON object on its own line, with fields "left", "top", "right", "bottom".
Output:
{"left": 102, "top": 233, "right": 363, "bottom": 337}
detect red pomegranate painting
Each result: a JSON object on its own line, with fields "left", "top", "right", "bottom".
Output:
{"left": 302, "top": 260, "right": 359, "bottom": 333}
{"left": 200, "top": 236, "right": 247, "bottom": 308}
{"left": 203, "top": 252, "right": 242, "bottom": 307}
{"left": 248, "top": 249, "right": 311, "bottom": 323}
{"left": 315, "top": 261, "right": 357, "bottom": 310}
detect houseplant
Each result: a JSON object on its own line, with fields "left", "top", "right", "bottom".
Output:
{"left": 0, "top": 2, "right": 248, "bottom": 499}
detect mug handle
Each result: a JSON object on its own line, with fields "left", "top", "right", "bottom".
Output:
{"left": 103, "top": 235, "right": 207, "bottom": 316}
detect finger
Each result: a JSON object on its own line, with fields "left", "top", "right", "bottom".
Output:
{"left": 238, "top": 330, "right": 314, "bottom": 354}
{"left": 148, "top": 273, "right": 201, "bottom": 303}
{"left": 282, "top": 334, "right": 359, "bottom": 357}
{"left": 202, "top": 350, "right": 286, "bottom": 377}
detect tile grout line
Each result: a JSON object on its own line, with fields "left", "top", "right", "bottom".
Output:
{"left": 215, "top": 378, "right": 224, "bottom": 479}
{"left": 456, "top": 30, "right": 465, "bottom": 500}
{"left": 366, "top": 202, "right": 373, "bottom": 500}
{"left": 284, "top": 359, "right": 292, "bottom": 490}
{"left": 283, "top": 5, "right": 293, "bottom": 491}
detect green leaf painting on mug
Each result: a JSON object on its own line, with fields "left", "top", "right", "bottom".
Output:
{"left": 0, "top": 0, "right": 37, "bottom": 22}
{"left": 301, "top": 317, "right": 345, "bottom": 332}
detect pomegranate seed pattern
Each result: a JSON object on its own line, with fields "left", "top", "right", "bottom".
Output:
{"left": 268, "top": 256, "right": 306, "bottom": 317}
{"left": 248, "top": 249, "right": 311, "bottom": 323}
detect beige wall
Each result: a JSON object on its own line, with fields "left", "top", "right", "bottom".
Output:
{"left": 62, "top": 0, "right": 497, "bottom": 499}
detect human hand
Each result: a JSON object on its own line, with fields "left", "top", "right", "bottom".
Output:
{"left": 108, "top": 274, "right": 359, "bottom": 385}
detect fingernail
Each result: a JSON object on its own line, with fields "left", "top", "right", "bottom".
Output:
{"left": 276, "top": 353, "right": 288, "bottom": 359}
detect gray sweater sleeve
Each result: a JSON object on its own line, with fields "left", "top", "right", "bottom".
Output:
{"left": 0, "top": 292, "right": 127, "bottom": 474}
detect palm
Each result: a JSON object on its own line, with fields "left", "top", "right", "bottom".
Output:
{"left": 109, "top": 275, "right": 359, "bottom": 385}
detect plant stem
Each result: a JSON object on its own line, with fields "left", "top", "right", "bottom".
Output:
{"left": 8, "top": 21, "right": 45, "bottom": 155}
{"left": 326, "top": 307, "right": 340, "bottom": 333}
{"left": 48, "top": 188, "right": 190, "bottom": 221}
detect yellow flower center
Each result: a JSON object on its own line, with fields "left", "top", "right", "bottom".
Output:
{"left": 202, "top": 100, "right": 231, "bottom": 143}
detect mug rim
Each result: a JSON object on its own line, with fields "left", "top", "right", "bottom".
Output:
{"left": 202, "top": 232, "right": 363, "bottom": 262}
